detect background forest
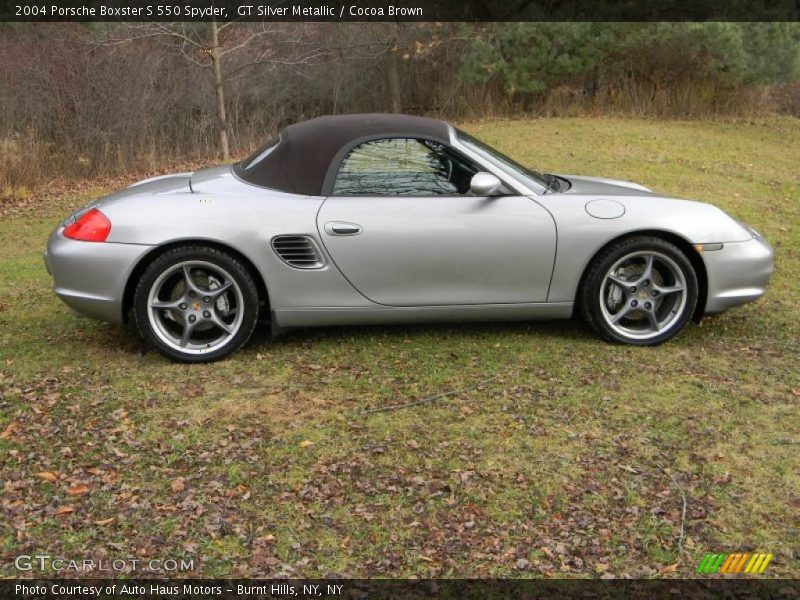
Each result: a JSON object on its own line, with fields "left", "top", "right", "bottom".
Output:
{"left": 1, "top": 22, "right": 799, "bottom": 187}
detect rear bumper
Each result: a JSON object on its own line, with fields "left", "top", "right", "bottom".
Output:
{"left": 703, "top": 236, "right": 773, "bottom": 314}
{"left": 45, "top": 228, "right": 155, "bottom": 323}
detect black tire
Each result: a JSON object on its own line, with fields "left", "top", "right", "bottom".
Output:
{"left": 579, "top": 236, "right": 698, "bottom": 346}
{"left": 133, "top": 246, "right": 260, "bottom": 362}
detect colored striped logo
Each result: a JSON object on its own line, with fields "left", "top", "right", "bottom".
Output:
{"left": 696, "top": 553, "right": 773, "bottom": 574}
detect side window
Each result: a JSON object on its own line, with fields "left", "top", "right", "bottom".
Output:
{"left": 332, "top": 138, "right": 479, "bottom": 196}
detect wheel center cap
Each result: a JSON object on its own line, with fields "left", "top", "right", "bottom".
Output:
{"left": 193, "top": 302, "right": 201, "bottom": 311}
{"left": 638, "top": 291, "right": 648, "bottom": 300}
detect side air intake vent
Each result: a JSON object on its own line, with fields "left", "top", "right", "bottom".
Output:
{"left": 271, "top": 235, "right": 324, "bottom": 269}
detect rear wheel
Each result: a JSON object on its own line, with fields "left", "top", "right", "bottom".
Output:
{"left": 580, "top": 237, "right": 698, "bottom": 345}
{"left": 133, "top": 246, "right": 259, "bottom": 362}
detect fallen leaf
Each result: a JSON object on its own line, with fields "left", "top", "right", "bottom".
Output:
{"left": 55, "top": 506, "right": 74, "bottom": 516}
{"left": 252, "top": 549, "right": 280, "bottom": 566}
{"left": 183, "top": 384, "right": 205, "bottom": 398}
{"left": 660, "top": 563, "right": 679, "bottom": 574}
{"left": 170, "top": 477, "right": 186, "bottom": 492}
{"left": 94, "top": 517, "right": 115, "bottom": 526}
{"left": 0, "top": 421, "right": 17, "bottom": 439}
{"left": 36, "top": 471, "right": 58, "bottom": 483}
{"left": 67, "top": 484, "right": 90, "bottom": 495}
{"left": 299, "top": 440, "right": 314, "bottom": 448}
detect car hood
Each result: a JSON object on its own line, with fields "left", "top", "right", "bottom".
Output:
{"left": 558, "top": 174, "right": 657, "bottom": 196}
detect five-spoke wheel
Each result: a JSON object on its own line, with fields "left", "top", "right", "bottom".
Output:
{"left": 580, "top": 237, "right": 698, "bottom": 345}
{"left": 134, "top": 247, "right": 259, "bottom": 362}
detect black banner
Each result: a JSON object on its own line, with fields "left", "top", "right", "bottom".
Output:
{"left": 3, "top": 579, "right": 800, "bottom": 600}
{"left": 2, "top": 0, "right": 799, "bottom": 22}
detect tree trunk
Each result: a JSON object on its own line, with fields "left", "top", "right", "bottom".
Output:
{"left": 210, "top": 19, "right": 230, "bottom": 160}
{"left": 387, "top": 24, "right": 401, "bottom": 113}
{"left": 387, "top": 52, "right": 401, "bottom": 113}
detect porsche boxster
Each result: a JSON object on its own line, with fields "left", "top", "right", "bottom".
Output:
{"left": 44, "top": 114, "right": 774, "bottom": 362}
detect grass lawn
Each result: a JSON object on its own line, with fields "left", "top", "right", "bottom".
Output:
{"left": 0, "top": 116, "right": 798, "bottom": 578}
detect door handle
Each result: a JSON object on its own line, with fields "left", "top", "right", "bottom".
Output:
{"left": 325, "top": 222, "right": 362, "bottom": 236}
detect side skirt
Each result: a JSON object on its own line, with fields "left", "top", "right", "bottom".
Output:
{"left": 273, "top": 302, "right": 574, "bottom": 328}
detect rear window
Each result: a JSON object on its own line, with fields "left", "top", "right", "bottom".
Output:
{"left": 237, "top": 136, "right": 280, "bottom": 172}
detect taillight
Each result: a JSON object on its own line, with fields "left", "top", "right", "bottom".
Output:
{"left": 63, "top": 208, "right": 111, "bottom": 242}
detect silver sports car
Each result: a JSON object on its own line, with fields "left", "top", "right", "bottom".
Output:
{"left": 45, "top": 114, "right": 774, "bottom": 362}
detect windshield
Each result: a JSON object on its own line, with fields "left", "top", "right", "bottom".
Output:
{"left": 456, "top": 129, "right": 551, "bottom": 194}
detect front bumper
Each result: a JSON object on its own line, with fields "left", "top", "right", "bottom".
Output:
{"left": 45, "top": 228, "right": 155, "bottom": 323}
{"left": 702, "top": 236, "right": 774, "bottom": 314}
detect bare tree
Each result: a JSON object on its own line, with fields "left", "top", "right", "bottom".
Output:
{"left": 93, "top": 21, "right": 329, "bottom": 159}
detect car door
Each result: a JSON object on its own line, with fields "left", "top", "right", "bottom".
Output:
{"left": 316, "top": 137, "right": 556, "bottom": 307}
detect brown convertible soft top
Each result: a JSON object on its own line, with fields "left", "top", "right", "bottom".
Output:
{"left": 234, "top": 113, "right": 451, "bottom": 196}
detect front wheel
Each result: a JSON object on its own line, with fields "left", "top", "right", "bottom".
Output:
{"left": 579, "top": 237, "right": 698, "bottom": 345}
{"left": 133, "top": 246, "right": 259, "bottom": 362}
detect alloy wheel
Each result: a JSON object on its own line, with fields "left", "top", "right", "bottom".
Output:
{"left": 598, "top": 250, "right": 688, "bottom": 341}
{"left": 146, "top": 260, "right": 245, "bottom": 354}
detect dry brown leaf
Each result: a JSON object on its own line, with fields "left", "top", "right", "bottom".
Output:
{"left": 55, "top": 506, "right": 74, "bottom": 516}
{"left": 183, "top": 384, "right": 205, "bottom": 398}
{"left": 299, "top": 440, "right": 314, "bottom": 448}
{"left": 36, "top": 471, "right": 58, "bottom": 483}
{"left": 170, "top": 477, "right": 186, "bottom": 492}
{"left": 93, "top": 517, "right": 115, "bottom": 526}
{"left": 67, "top": 484, "right": 90, "bottom": 495}
{"left": 0, "top": 421, "right": 17, "bottom": 439}
{"left": 660, "top": 563, "right": 679, "bottom": 574}
{"left": 103, "top": 470, "right": 121, "bottom": 484}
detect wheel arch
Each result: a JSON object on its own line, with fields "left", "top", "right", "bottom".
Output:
{"left": 575, "top": 229, "right": 708, "bottom": 320}
{"left": 122, "top": 239, "right": 271, "bottom": 322}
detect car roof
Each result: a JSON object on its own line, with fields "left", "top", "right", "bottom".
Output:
{"left": 235, "top": 113, "right": 451, "bottom": 196}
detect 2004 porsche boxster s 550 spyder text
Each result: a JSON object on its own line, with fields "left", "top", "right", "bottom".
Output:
{"left": 45, "top": 114, "right": 773, "bottom": 362}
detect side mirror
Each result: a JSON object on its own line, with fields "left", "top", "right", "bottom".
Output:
{"left": 469, "top": 172, "right": 505, "bottom": 196}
